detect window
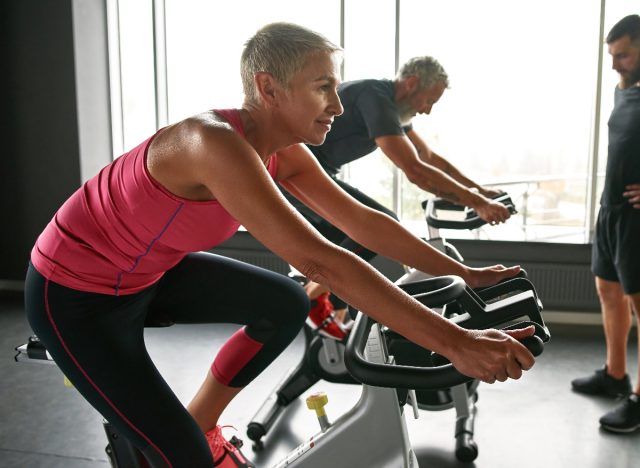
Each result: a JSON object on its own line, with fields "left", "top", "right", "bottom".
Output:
{"left": 110, "top": 0, "right": 156, "bottom": 152}
{"left": 164, "top": 0, "right": 341, "bottom": 123}
{"left": 108, "top": 0, "right": 637, "bottom": 244}
{"left": 398, "top": 0, "right": 600, "bottom": 242}
{"left": 110, "top": 0, "right": 341, "bottom": 153}
{"left": 338, "top": 0, "right": 398, "bottom": 211}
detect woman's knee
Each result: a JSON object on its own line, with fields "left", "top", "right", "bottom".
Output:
{"left": 276, "top": 278, "right": 310, "bottom": 324}
{"left": 248, "top": 278, "right": 308, "bottom": 338}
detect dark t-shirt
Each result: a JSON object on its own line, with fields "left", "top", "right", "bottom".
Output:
{"left": 601, "top": 86, "right": 640, "bottom": 207}
{"left": 308, "top": 79, "right": 411, "bottom": 175}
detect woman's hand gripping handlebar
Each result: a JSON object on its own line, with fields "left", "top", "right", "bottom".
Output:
{"left": 435, "top": 322, "right": 545, "bottom": 385}
{"left": 344, "top": 275, "right": 550, "bottom": 390}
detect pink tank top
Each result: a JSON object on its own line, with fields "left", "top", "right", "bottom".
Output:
{"left": 31, "top": 109, "right": 279, "bottom": 295}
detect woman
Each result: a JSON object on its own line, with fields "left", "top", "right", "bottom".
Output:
{"left": 25, "top": 22, "right": 535, "bottom": 468}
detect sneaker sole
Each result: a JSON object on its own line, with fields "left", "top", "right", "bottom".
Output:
{"left": 571, "top": 387, "right": 630, "bottom": 399}
{"left": 600, "top": 423, "right": 640, "bottom": 433}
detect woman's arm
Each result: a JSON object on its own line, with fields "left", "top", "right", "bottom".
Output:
{"left": 277, "top": 144, "right": 519, "bottom": 288}
{"left": 185, "top": 126, "right": 534, "bottom": 383}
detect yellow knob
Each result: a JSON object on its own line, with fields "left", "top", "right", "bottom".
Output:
{"left": 63, "top": 375, "right": 74, "bottom": 388}
{"left": 306, "top": 392, "right": 329, "bottom": 417}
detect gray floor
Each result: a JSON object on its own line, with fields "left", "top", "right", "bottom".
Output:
{"left": 2, "top": 291, "right": 639, "bottom": 468}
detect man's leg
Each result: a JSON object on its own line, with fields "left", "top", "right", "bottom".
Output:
{"left": 597, "top": 277, "right": 632, "bottom": 379}
{"left": 599, "top": 291, "right": 640, "bottom": 433}
{"left": 571, "top": 276, "right": 632, "bottom": 397}
{"left": 630, "top": 292, "right": 640, "bottom": 394}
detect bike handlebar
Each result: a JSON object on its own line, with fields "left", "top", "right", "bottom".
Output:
{"left": 423, "top": 192, "right": 517, "bottom": 230}
{"left": 344, "top": 275, "right": 549, "bottom": 391}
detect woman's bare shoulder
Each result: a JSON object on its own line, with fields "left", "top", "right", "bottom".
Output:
{"left": 181, "top": 110, "right": 236, "bottom": 137}
{"left": 152, "top": 111, "right": 241, "bottom": 154}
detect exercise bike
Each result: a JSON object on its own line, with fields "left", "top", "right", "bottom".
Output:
{"left": 268, "top": 274, "right": 549, "bottom": 467}
{"left": 398, "top": 191, "right": 517, "bottom": 284}
{"left": 389, "top": 191, "right": 520, "bottom": 460}
{"left": 247, "top": 191, "right": 518, "bottom": 461}
{"left": 15, "top": 272, "right": 549, "bottom": 468}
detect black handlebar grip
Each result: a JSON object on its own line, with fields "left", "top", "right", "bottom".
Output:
{"left": 424, "top": 192, "right": 517, "bottom": 230}
{"left": 431, "top": 334, "right": 544, "bottom": 368}
{"left": 520, "top": 335, "right": 545, "bottom": 357}
{"left": 432, "top": 321, "right": 549, "bottom": 366}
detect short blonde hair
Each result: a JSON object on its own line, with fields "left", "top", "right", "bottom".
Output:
{"left": 241, "top": 22, "right": 342, "bottom": 105}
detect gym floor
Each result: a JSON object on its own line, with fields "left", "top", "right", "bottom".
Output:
{"left": 1, "top": 290, "right": 639, "bottom": 468}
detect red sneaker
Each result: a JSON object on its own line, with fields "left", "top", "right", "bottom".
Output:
{"left": 205, "top": 426, "right": 255, "bottom": 467}
{"left": 306, "top": 292, "right": 348, "bottom": 341}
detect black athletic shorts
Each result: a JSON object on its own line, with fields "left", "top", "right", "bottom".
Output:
{"left": 591, "top": 204, "right": 640, "bottom": 294}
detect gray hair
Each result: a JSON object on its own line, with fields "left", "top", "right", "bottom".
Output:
{"left": 396, "top": 56, "right": 449, "bottom": 89}
{"left": 241, "top": 22, "right": 342, "bottom": 105}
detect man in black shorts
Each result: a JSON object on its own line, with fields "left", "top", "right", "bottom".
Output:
{"left": 571, "top": 14, "right": 640, "bottom": 433}
{"left": 291, "top": 56, "right": 513, "bottom": 339}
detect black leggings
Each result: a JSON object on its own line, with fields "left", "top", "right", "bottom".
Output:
{"left": 24, "top": 253, "right": 308, "bottom": 467}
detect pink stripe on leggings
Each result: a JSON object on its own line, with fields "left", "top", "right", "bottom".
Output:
{"left": 211, "top": 327, "right": 264, "bottom": 386}
{"left": 43, "top": 280, "right": 173, "bottom": 467}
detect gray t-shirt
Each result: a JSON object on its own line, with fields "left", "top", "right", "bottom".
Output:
{"left": 601, "top": 85, "right": 640, "bottom": 207}
{"left": 308, "top": 79, "right": 411, "bottom": 175}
